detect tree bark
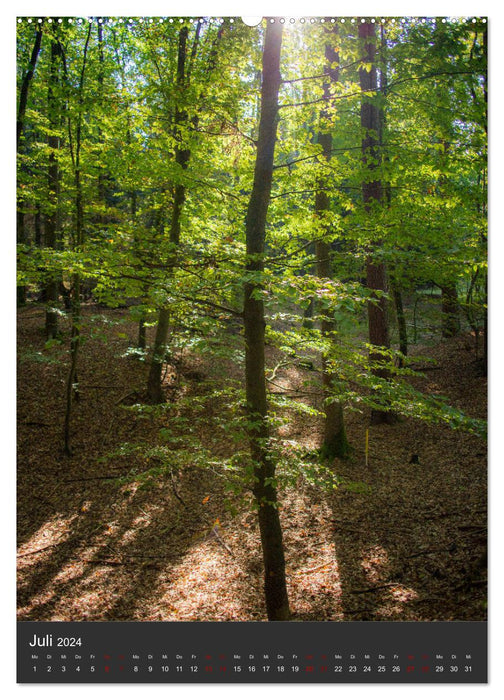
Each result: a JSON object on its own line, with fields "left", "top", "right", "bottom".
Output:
{"left": 359, "top": 21, "right": 395, "bottom": 425}
{"left": 96, "top": 22, "right": 107, "bottom": 209}
{"left": 146, "top": 24, "right": 224, "bottom": 402}
{"left": 63, "top": 24, "right": 92, "bottom": 456}
{"left": 137, "top": 317, "right": 147, "bottom": 350}
{"left": 146, "top": 27, "right": 189, "bottom": 404}
{"left": 17, "top": 26, "right": 43, "bottom": 306}
{"left": 391, "top": 281, "right": 408, "bottom": 362}
{"left": 379, "top": 27, "right": 407, "bottom": 365}
{"left": 441, "top": 284, "right": 460, "bottom": 338}
{"left": 302, "top": 295, "right": 314, "bottom": 330}
{"left": 316, "top": 24, "right": 349, "bottom": 459}
{"left": 45, "top": 38, "right": 61, "bottom": 340}
{"left": 146, "top": 307, "right": 171, "bottom": 403}
{"left": 478, "top": 27, "right": 487, "bottom": 375}
{"left": 243, "top": 19, "right": 289, "bottom": 621}
{"left": 17, "top": 27, "right": 43, "bottom": 150}
{"left": 34, "top": 205, "right": 42, "bottom": 247}
{"left": 435, "top": 138, "right": 460, "bottom": 341}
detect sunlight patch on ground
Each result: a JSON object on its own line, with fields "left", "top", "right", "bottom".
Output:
{"left": 290, "top": 552, "right": 341, "bottom": 604}
{"left": 375, "top": 604, "right": 406, "bottom": 618}
{"left": 115, "top": 526, "right": 141, "bottom": 547}
{"left": 51, "top": 560, "right": 88, "bottom": 585}
{"left": 17, "top": 513, "right": 79, "bottom": 569}
{"left": 66, "top": 590, "right": 122, "bottom": 620}
{"left": 130, "top": 512, "right": 153, "bottom": 528}
{"left": 281, "top": 488, "right": 343, "bottom": 618}
{"left": 153, "top": 541, "right": 252, "bottom": 621}
{"left": 361, "top": 545, "right": 389, "bottom": 584}
{"left": 61, "top": 541, "right": 116, "bottom": 588}
{"left": 389, "top": 585, "right": 419, "bottom": 603}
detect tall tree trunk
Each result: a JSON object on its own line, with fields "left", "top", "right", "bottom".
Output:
{"left": 17, "top": 26, "right": 43, "bottom": 306}
{"left": 64, "top": 166, "right": 84, "bottom": 457}
{"left": 315, "top": 24, "right": 349, "bottom": 459}
{"left": 146, "top": 24, "right": 224, "bottom": 401}
{"left": 146, "top": 183, "right": 189, "bottom": 402}
{"left": 96, "top": 23, "right": 107, "bottom": 209}
{"left": 16, "top": 205, "right": 27, "bottom": 308}
{"left": 45, "top": 39, "right": 61, "bottom": 339}
{"left": 146, "top": 307, "right": 171, "bottom": 403}
{"left": 130, "top": 182, "right": 148, "bottom": 350}
{"left": 17, "top": 26, "right": 43, "bottom": 147}
{"left": 302, "top": 295, "right": 314, "bottom": 329}
{"left": 391, "top": 279, "right": 408, "bottom": 362}
{"left": 137, "top": 317, "right": 147, "bottom": 350}
{"left": 379, "top": 26, "right": 407, "bottom": 365}
{"left": 146, "top": 27, "right": 189, "bottom": 404}
{"left": 480, "top": 26, "right": 488, "bottom": 376}
{"left": 34, "top": 205, "right": 42, "bottom": 246}
{"left": 243, "top": 19, "right": 289, "bottom": 621}
{"left": 441, "top": 284, "right": 460, "bottom": 338}
{"left": 436, "top": 139, "right": 460, "bottom": 340}
{"left": 359, "top": 20, "right": 395, "bottom": 425}
{"left": 482, "top": 275, "right": 487, "bottom": 377}
{"left": 63, "top": 24, "right": 92, "bottom": 456}
{"left": 301, "top": 244, "right": 315, "bottom": 330}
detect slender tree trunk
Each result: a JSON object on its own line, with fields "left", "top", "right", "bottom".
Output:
{"left": 359, "top": 20, "right": 395, "bottom": 425}
{"left": 243, "top": 19, "right": 289, "bottom": 621}
{"left": 146, "top": 27, "right": 189, "bottom": 404}
{"left": 130, "top": 188, "right": 148, "bottom": 351}
{"left": 63, "top": 276, "right": 81, "bottom": 456}
{"left": 435, "top": 138, "right": 460, "bottom": 340}
{"left": 482, "top": 275, "right": 487, "bottom": 376}
{"left": 146, "top": 307, "right": 171, "bottom": 403}
{"left": 16, "top": 206, "right": 27, "bottom": 307}
{"left": 480, "top": 27, "right": 488, "bottom": 376}
{"left": 146, "top": 187, "right": 187, "bottom": 401}
{"left": 17, "top": 26, "right": 43, "bottom": 306}
{"left": 315, "top": 24, "right": 349, "bottom": 459}
{"left": 441, "top": 284, "right": 460, "bottom": 338}
{"left": 301, "top": 244, "right": 315, "bottom": 329}
{"left": 45, "top": 39, "right": 61, "bottom": 339}
{"left": 302, "top": 295, "right": 314, "bottom": 329}
{"left": 63, "top": 25, "right": 92, "bottom": 456}
{"left": 391, "top": 281, "right": 408, "bottom": 361}
{"left": 96, "top": 23, "right": 107, "bottom": 209}
{"left": 146, "top": 24, "right": 224, "bottom": 401}
{"left": 379, "top": 27, "right": 407, "bottom": 365}
{"left": 137, "top": 315, "right": 147, "bottom": 350}
{"left": 17, "top": 27, "right": 43, "bottom": 148}
{"left": 64, "top": 168, "right": 84, "bottom": 455}
{"left": 34, "top": 205, "right": 42, "bottom": 246}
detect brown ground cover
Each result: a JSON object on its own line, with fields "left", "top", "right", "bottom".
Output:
{"left": 17, "top": 306, "right": 487, "bottom": 621}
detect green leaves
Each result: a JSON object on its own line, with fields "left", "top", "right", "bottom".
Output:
{"left": 16, "top": 17, "right": 486, "bottom": 509}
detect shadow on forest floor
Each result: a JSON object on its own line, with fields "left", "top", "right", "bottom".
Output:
{"left": 325, "top": 418, "right": 487, "bottom": 621}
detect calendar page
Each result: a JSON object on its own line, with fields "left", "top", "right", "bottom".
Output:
{"left": 16, "top": 8, "right": 488, "bottom": 685}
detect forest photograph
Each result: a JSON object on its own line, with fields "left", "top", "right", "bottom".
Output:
{"left": 16, "top": 15, "right": 487, "bottom": 622}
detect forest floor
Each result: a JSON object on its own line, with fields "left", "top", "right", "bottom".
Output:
{"left": 17, "top": 305, "right": 487, "bottom": 622}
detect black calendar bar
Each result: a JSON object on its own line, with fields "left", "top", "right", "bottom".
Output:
{"left": 17, "top": 620, "right": 487, "bottom": 683}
